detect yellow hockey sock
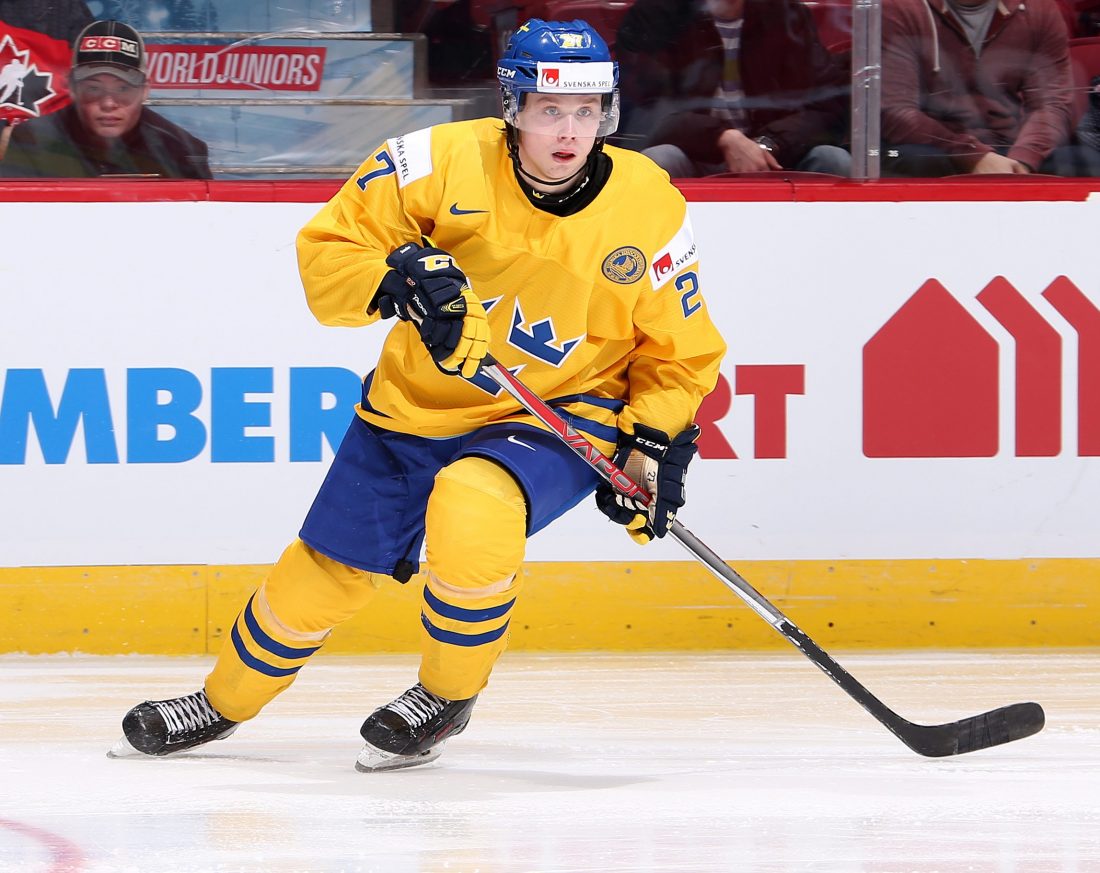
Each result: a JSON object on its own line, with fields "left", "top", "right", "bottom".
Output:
{"left": 206, "top": 539, "right": 384, "bottom": 722}
{"left": 419, "top": 456, "right": 527, "bottom": 700}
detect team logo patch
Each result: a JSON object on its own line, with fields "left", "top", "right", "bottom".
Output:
{"left": 601, "top": 246, "right": 646, "bottom": 284}
{"left": 557, "top": 33, "right": 586, "bottom": 50}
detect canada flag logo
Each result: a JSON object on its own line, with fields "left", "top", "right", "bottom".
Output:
{"left": 0, "top": 25, "right": 70, "bottom": 123}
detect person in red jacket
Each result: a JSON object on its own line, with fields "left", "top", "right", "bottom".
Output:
{"left": 615, "top": 0, "right": 852, "bottom": 177}
{"left": 882, "top": 0, "right": 1100, "bottom": 176}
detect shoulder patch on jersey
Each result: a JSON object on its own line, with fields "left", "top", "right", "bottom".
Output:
{"left": 601, "top": 246, "right": 647, "bottom": 285}
{"left": 650, "top": 213, "right": 698, "bottom": 291}
{"left": 385, "top": 126, "right": 433, "bottom": 188}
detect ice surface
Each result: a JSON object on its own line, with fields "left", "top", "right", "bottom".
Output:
{"left": 0, "top": 651, "right": 1096, "bottom": 873}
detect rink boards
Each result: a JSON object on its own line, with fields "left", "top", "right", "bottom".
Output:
{"left": 1, "top": 180, "right": 1099, "bottom": 652}
{"left": 1, "top": 558, "right": 1098, "bottom": 654}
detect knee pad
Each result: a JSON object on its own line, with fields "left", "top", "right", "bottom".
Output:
{"left": 425, "top": 456, "right": 527, "bottom": 591}
{"left": 420, "top": 457, "right": 527, "bottom": 700}
{"left": 263, "top": 539, "right": 385, "bottom": 635}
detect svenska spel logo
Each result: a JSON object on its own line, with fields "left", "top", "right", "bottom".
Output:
{"left": 651, "top": 253, "right": 673, "bottom": 279}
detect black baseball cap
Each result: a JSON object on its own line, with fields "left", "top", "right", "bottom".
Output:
{"left": 71, "top": 20, "right": 147, "bottom": 87}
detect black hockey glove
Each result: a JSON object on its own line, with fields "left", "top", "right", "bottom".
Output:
{"left": 372, "top": 242, "right": 489, "bottom": 379}
{"left": 595, "top": 423, "right": 700, "bottom": 545}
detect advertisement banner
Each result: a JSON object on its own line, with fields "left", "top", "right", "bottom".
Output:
{"left": 2, "top": 198, "right": 1099, "bottom": 566}
{"left": 146, "top": 45, "right": 326, "bottom": 91}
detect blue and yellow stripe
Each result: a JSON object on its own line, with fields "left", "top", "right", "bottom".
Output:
{"left": 420, "top": 585, "right": 515, "bottom": 647}
{"left": 230, "top": 593, "right": 322, "bottom": 677}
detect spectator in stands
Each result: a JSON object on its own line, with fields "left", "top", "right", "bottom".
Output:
{"left": 1054, "top": 0, "right": 1080, "bottom": 35}
{"left": 615, "top": 0, "right": 852, "bottom": 177}
{"left": 1073, "top": 0, "right": 1100, "bottom": 36}
{"left": 398, "top": 0, "right": 494, "bottom": 85}
{"left": 881, "top": 0, "right": 1100, "bottom": 177}
{"left": 0, "top": 19, "right": 211, "bottom": 178}
{"left": 1078, "top": 76, "right": 1100, "bottom": 153}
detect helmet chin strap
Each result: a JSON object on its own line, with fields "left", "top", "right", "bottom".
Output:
{"left": 505, "top": 122, "right": 604, "bottom": 196}
{"left": 516, "top": 161, "right": 587, "bottom": 190}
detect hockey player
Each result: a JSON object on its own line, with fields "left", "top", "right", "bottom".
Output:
{"left": 109, "top": 18, "right": 726, "bottom": 772}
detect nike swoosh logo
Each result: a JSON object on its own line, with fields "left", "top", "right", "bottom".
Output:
{"left": 507, "top": 435, "right": 536, "bottom": 451}
{"left": 449, "top": 202, "right": 489, "bottom": 216}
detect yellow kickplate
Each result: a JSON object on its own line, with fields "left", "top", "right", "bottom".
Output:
{"left": 1, "top": 559, "right": 1097, "bottom": 654}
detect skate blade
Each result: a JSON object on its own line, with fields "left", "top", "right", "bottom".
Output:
{"left": 354, "top": 742, "right": 445, "bottom": 773}
{"left": 106, "top": 724, "right": 239, "bottom": 759}
{"left": 106, "top": 734, "right": 141, "bottom": 759}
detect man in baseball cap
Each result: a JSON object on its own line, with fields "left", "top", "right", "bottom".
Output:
{"left": 70, "top": 19, "right": 148, "bottom": 88}
{"left": 0, "top": 19, "right": 210, "bottom": 178}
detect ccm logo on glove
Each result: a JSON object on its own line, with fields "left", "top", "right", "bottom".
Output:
{"left": 372, "top": 242, "right": 490, "bottom": 379}
{"left": 594, "top": 422, "right": 700, "bottom": 545}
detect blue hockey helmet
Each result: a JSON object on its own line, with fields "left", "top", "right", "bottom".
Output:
{"left": 496, "top": 18, "right": 620, "bottom": 137}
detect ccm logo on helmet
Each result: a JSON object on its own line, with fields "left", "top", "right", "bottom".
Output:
{"left": 496, "top": 66, "right": 516, "bottom": 79}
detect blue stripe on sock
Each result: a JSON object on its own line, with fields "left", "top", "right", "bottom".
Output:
{"left": 242, "top": 594, "right": 322, "bottom": 661}
{"left": 420, "top": 612, "right": 510, "bottom": 647}
{"left": 422, "top": 585, "right": 515, "bottom": 623}
{"left": 231, "top": 622, "right": 302, "bottom": 678}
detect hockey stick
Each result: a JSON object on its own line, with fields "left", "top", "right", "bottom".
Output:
{"left": 478, "top": 356, "right": 1045, "bottom": 757}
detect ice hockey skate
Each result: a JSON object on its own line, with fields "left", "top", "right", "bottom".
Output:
{"left": 107, "top": 689, "right": 238, "bottom": 758}
{"left": 356, "top": 683, "right": 477, "bottom": 772}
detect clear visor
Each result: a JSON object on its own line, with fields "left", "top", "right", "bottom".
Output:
{"left": 505, "top": 90, "right": 620, "bottom": 138}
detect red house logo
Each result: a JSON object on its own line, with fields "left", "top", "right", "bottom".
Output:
{"left": 864, "top": 276, "right": 1100, "bottom": 458}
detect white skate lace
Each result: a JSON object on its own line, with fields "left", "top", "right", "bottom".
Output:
{"left": 383, "top": 684, "right": 448, "bottom": 728}
{"left": 153, "top": 691, "right": 222, "bottom": 735}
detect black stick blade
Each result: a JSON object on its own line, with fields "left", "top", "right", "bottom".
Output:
{"left": 897, "top": 701, "right": 1046, "bottom": 758}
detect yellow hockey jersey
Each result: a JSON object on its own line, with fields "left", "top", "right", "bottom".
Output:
{"left": 296, "top": 117, "right": 726, "bottom": 443}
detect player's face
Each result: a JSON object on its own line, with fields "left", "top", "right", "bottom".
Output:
{"left": 73, "top": 73, "right": 148, "bottom": 140}
{"left": 515, "top": 93, "right": 601, "bottom": 190}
